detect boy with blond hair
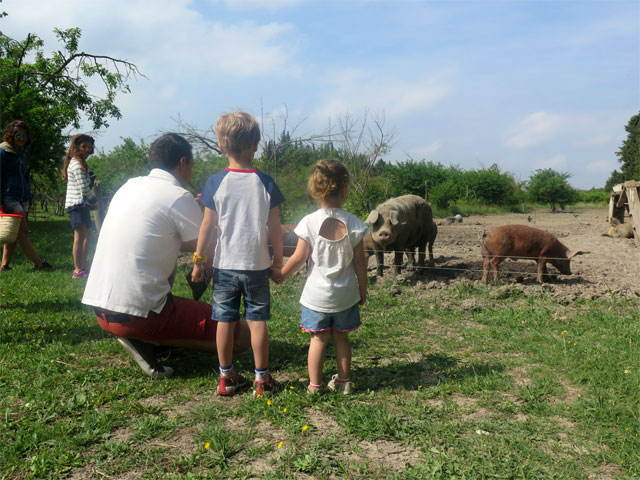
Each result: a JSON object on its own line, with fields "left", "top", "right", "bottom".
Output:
{"left": 191, "top": 112, "right": 283, "bottom": 397}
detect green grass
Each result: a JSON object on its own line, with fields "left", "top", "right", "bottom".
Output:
{"left": 1, "top": 216, "right": 639, "bottom": 479}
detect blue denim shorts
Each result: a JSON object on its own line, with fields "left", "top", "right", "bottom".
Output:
{"left": 66, "top": 204, "right": 93, "bottom": 229}
{"left": 3, "top": 199, "right": 29, "bottom": 214}
{"left": 301, "top": 303, "right": 361, "bottom": 333}
{"left": 212, "top": 268, "right": 270, "bottom": 323}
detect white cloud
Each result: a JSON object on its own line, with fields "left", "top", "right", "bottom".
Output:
{"left": 534, "top": 153, "right": 568, "bottom": 170}
{"left": 504, "top": 112, "right": 567, "bottom": 149}
{"left": 310, "top": 68, "right": 453, "bottom": 124}
{"left": 219, "top": 0, "right": 304, "bottom": 9}
{"left": 586, "top": 134, "right": 614, "bottom": 146}
{"left": 407, "top": 142, "right": 441, "bottom": 159}
{"left": 3, "top": 1, "right": 298, "bottom": 78}
{"left": 585, "top": 160, "right": 617, "bottom": 172}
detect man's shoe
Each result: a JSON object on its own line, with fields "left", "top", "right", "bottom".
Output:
{"left": 0, "top": 264, "right": 11, "bottom": 271}
{"left": 253, "top": 374, "right": 280, "bottom": 397}
{"left": 327, "top": 374, "right": 353, "bottom": 394}
{"left": 217, "top": 371, "right": 249, "bottom": 396}
{"left": 33, "top": 261, "right": 52, "bottom": 271}
{"left": 116, "top": 337, "right": 174, "bottom": 379}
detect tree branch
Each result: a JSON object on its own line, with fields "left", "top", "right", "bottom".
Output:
{"left": 36, "top": 52, "right": 144, "bottom": 91}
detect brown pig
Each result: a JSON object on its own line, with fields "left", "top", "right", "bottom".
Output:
{"left": 365, "top": 195, "right": 435, "bottom": 276}
{"left": 481, "top": 225, "right": 586, "bottom": 283}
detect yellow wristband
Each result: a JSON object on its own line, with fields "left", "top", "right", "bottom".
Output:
{"left": 192, "top": 253, "right": 208, "bottom": 265}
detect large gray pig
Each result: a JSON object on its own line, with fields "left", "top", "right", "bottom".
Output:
{"left": 481, "top": 225, "right": 586, "bottom": 283}
{"left": 365, "top": 195, "right": 435, "bottom": 276}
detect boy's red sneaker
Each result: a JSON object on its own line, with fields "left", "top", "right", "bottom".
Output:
{"left": 217, "top": 371, "right": 249, "bottom": 396}
{"left": 253, "top": 374, "right": 280, "bottom": 397}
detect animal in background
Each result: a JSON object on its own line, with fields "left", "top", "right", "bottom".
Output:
{"left": 365, "top": 194, "right": 435, "bottom": 276}
{"left": 602, "top": 218, "right": 634, "bottom": 239}
{"left": 481, "top": 224, "right": 586, "bottom": 283}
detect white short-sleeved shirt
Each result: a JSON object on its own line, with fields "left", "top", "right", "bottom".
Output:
{"left": 294, "top": 208, "right": 368, "bottom": 313}
{"left": 200, "top": 168, "right": 284, "bottom": 270}
{"left": 82, "top": 169, "right": 202, "bottom": 317}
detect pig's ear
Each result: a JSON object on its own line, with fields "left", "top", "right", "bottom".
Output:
{"left": 567, "top": 250, "right": 588, "bottom": 258}
{"left": 390, "top": 210, "right": 400, "bottom": 226}
{"left": 365, "top": 211, "right": 378, "bottom": 225}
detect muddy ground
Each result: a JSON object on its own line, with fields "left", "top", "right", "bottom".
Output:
{"left": 368, "top": 208, "right": 640, "bottom": 301}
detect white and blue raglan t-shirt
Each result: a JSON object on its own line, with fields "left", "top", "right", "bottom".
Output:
{"left": 200, "top": 168, "right": 284, "bottom": 270}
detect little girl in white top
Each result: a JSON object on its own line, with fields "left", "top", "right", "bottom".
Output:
{"left": 280, "top": 160, "right": 368, "bottom": 394}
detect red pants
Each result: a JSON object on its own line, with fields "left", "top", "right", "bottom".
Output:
{"left": 95, "top": 294, "right": 237, "bottom": 342}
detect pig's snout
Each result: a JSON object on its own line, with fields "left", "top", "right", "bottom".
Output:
{"left": 374, "top": 230, "right": 392, "bottom": 245}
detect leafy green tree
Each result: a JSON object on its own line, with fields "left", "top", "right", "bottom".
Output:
{"left": 0, "top": 24, "right": 141, "bottom": 199}
{"left": 430, "top": 178, "right": 464, "bottom": 210}
{"left": 526, "top": 169, "right": 579, "bottom": 212}
{"left": 576, "top": 188, "right": 609, "bottom": 204}
{"left": 614, "top": 112, "right": 640, "bottom": 182}
{"left": 604, "top": 169, "right": 626, "bottom": 192}
{"left": 90, "top": 138, "right": 149, "bottom": 202}
{"left": 462, "top": 164, "right": 519, "bottom": 207}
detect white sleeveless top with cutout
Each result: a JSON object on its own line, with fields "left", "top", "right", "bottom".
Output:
{"left": 294, "top": 208, "right": 368, "bottom": 313}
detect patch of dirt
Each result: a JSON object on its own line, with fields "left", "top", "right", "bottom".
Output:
{"left": 505, "top": 365, "right": 534, "bottom": 387}
{"left": 588, "top": 463, "right": 624, "bottom": 479}
{"left": 370, "top": 208, "right": 640, "bottom": 300}
{"left": 110, "top": 426, "right": 133, "bottom": 443}
{"left": 551, "top": 377, "right": 583, "bottom": 405}
{"left": 150, "top": 425, "right": 199, "bottom": 457}
{"left": 306, "top": 409, "right": 342, "bottom": 437}
{"left": 353, "top": 439, "right": 423, "bottom": 472}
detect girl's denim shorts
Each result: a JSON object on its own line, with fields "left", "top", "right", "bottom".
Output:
{"left": 301, "top": 303, "right": 361, "bottom": 333}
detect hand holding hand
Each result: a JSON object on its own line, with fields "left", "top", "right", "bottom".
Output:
{"left": 269, "top": 266, "right": 284, "bottom": 284}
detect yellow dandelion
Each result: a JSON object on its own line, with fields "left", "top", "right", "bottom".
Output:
{"left": 289, "top": 386, "right": 295, "bottom": 390}
{"left": 301, "top": 425, "right": 308, "bottom": 432}
{"left": 624, "top": 369, "right": 630, "bottom": 374}
{"left": 561, "top": 330, "right": 567, "bottom": 335}
{"left": 283, "top": 408, "right": 287, "bottom": 413}
{"left": 267, "top": 399, "right": 272, "bottom": 406}
{"left": 573, "top": 343, "right": 576, "bottom": 346}
{"left": 256, "top": 393, "right": 262, "bottom": 399}
{"left": 277, "top": 441, "right": 283, "bottom": 449}
{"left": 204, "top": 442, "right": 210, "bottom": 449}
{"left": 418, "top": 385, "right": 422, "bottom": 389}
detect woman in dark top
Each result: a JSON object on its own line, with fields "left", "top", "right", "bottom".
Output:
{"left": 0, "top": 120, "right": 51, "bottom": 271}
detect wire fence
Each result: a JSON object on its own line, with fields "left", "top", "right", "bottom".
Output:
{"left": 361, "top": 248, "right": 640, "bottom": 282}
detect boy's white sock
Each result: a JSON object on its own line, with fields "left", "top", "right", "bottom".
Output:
{"left": 255, "top": 368, "right": 268, "bottom": 381}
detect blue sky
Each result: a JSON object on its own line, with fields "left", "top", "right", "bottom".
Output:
{"left": 3, "top": 0, "right": 638, "bottom": 188}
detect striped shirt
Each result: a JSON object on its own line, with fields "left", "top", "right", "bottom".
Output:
{"left": 65, "top": 159, "right": 97, "bottom": 209}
